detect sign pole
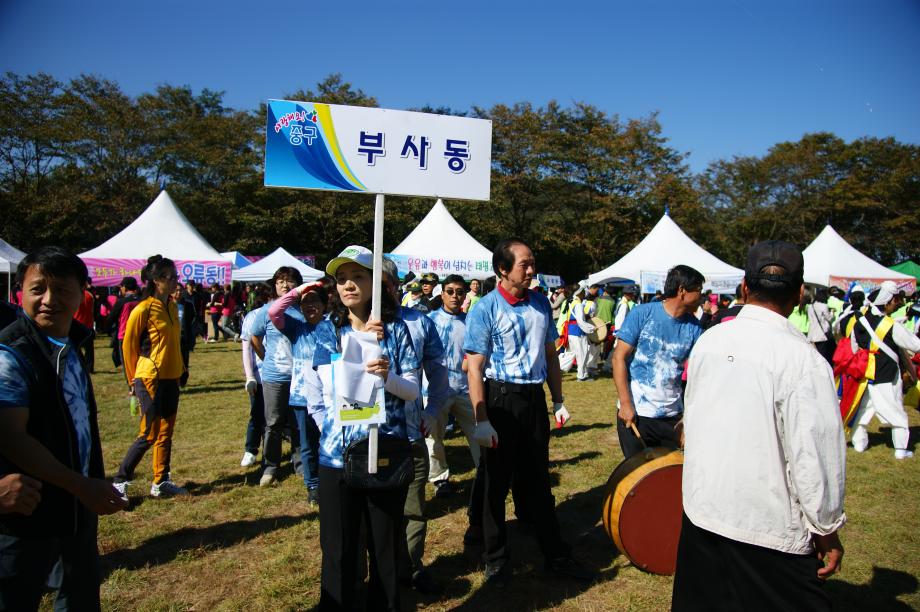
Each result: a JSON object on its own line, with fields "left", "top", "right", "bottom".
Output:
{"left": 368, "top": 193, "right": 385, "bottom": 474}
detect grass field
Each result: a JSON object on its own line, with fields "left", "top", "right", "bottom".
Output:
{"left": 49, "top": 337, "right": 920, "bottom": 610}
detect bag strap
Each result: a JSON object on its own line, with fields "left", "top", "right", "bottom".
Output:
{"left": 858, "top": 316, "right": 898, "bottom": 364}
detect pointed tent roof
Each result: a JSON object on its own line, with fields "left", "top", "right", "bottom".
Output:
{"left": 388, "top": 199, "right": 494, "bottom": 280}
{"left": 221, "top": 251, "right": 252, "bottom": 270}
{"left": 231, "top": 247, "right": 323, "bottom": 282}
{"left": 80, "top": 191, "right": 223, "bottom": 260}
{"left": 889, "top": 260, "right": 920, "bottom": 283}
{"left": 0, "top": 238, "right": 26, "bottom": 273}
{"left": 802, "top": 225, "right": 914, "bottom": 287}
{"left": 588, "top": 214, "right": 743, "bottom": 287}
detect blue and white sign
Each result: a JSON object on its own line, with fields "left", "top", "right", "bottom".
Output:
{"left": 265, "top": 100, "right": 492, "bottom": 201}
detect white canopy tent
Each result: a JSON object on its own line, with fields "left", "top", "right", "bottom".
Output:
{"left": 803, "top": 225, "right": 915, "bottom": 292}
{"left": 231, "top": 247, "right": 323, "bottom": 283}
{"left": 587, "top": 214, "right": 743, "bottom": 294}
{"left": 80, "top": 190, "right": 230, "bottom": 287}
{"left": 1, "top": 238, "right": 26, "bottom": 301}
{"left": 221, "top": 251, "right": 252, "bottom": 270}
{"left": 387, "top": 199, "right": 494, "bottom": 280}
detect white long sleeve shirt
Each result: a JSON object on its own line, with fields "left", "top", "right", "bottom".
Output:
{"left": 682, "top": 304, "right": 847, "bottom": 555}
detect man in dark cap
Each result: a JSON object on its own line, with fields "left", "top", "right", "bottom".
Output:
{"left": 673, "top": 241, "right": 846, "bottom": 611}
{"left": 417, "top": 272, "right": 441, "bottom": 312}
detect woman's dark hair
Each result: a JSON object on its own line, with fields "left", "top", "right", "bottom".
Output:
{"left": 271, "top": 266, "right": 303, "bottom": 288}
{"left": 815, "top": 287, "right": 828, "bottom": 303}
{"left": 251, "top": 283, "right": 273, "bottom": 309}
{"left": 492, "top": 238, "right": 529, "bottom": 277}
{"left": 121, "top": 276, "right": 139, "bottom": 291}
{"left": 849, "top": 291, "right": 865, "bottom": 310}
{"left": 140, "top": 254, "right": 176, "bottom": 299}
{"left": 796, "top": 287, "right": 814, "bottom": 315}
{"left": 482, "top": 276, "right": 496, "bottom": 295}
{"left": 17, "top": 246, "right": 88, "bottom": 286}
{"left": 662, "top": 265, "right": 705, "bottom": 298}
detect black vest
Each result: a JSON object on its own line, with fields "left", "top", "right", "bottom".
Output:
{"left": 0, "top": 314, "right": 104, "bottom": 538}
{"left": 853, "top": 311, "right": 900, "bottom": 385}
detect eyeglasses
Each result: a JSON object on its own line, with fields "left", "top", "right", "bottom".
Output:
{"left": 443, "top": 288, "right": 467, "bottom": 296}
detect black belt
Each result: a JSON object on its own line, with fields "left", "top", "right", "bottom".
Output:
{"left": 486, "top": 379, "right": 542, "bottom": 395}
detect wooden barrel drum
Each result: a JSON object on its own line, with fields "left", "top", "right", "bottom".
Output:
{"left": 601, "top": 447, "right": 684, "bottom": 575}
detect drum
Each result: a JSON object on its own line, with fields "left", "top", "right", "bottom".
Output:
{"left": 601, "top": 447, "right": 684, "bottom": 575}
{"left": 587, "top": 317, "right": 608, "bottom": 344}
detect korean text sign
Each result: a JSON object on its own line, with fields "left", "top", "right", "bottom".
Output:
{"left": 265, "top": 100, "right": 492, "bottom": 201}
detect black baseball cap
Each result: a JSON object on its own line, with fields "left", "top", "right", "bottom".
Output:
{"left": 745, "top": 240, "right": 804, "bottom": 286}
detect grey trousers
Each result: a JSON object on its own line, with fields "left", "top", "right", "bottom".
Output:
{"left": 400, "top": 439, "right": 430, "bottom": 575}
{"left": 261, "top": 381, "right": 301, "bottom": 476}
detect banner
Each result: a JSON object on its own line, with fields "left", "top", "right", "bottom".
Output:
{"left": 538, "top": 274, "right": 563, "bottom": 288}
{"left": 639, "top": 271, "right": 743, "bottom": 295}
{"left": 265, "top": 100, "right": 492, "bottom": 200}
{"left": 830, "top": 275, "right": 916, "bottom": 294}
{"left": 82, "top": 258, "right": 231, "bottom": 288}
{"left": 386, "top": 253, "right": 492, "bottom": 280}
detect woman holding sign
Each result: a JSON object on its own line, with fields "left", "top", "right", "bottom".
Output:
{"left": 310, "top": 245, "right": 419, "bottom": 612}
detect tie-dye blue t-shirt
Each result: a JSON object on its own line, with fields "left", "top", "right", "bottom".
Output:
{"left": 0, "top": 338, "right": 93, "bottom": 475}
{"left": 616, "top": 301, "right": 702, "bottom": 418}
{"left": 428, "top": 307, "right": 468, "bottom": 395}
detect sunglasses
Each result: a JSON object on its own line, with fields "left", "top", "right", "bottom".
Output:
{"left": 443, "top": 288, "right": 467, "bottom": 296}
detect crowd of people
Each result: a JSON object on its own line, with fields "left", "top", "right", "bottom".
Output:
{"left": 0, "top": 238, "right": 919, "bottom": 611}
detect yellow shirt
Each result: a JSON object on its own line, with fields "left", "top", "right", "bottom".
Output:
{"left": 122, "top": 297, "right": 185, "bottom": 381}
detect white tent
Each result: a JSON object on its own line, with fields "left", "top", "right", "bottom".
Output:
{"left": 587, "top": 214, "right": 743, "bottom": 294}
{"left": 803, "top": 225, "right": 915, "bottom": 291}
{"left": 221, "top": 251, "right": 252, "bottom": 270}
{"left": 1, "top": 238, "right": 26, "bottom": 300}
{"left": 387, "top": 199, "right": 494, "bottom": 280}
{"left": 232, "top": 247, "right": 323, "bottom": 282}
{"left": 80, "top": 190, "right": 230, "bottom": 287}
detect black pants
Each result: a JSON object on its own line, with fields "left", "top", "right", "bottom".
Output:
{"left": 480, "top": 380, "right": 568, "bottom": 568}
{"left": 318, "top": 465, "right": 408, "bottom": 612}
{"left": 80, "top": 330, "right": 95, "bottom": 374}
{"left": 0, "top": 514, "right": 100, "bottom": 611}
{"left": 110, "top": 334, "right": 122, "bottom": 368}
{"left": 616, "top": 413, "right": 681, "bottom": 460}
{"left": 672, "top": 513, "right": 830, "bottom": 611}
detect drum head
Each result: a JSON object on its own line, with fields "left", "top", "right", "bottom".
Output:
{"left": 618, "top": 461, "right": 683, "bottom": 574}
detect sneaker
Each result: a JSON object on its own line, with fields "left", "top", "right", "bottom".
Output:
{"left": 483, "top": 563, "right": 511, "bottom": 588}
{"left": 545, "top": 555, "right": 596, "bottom": 582}
{"left": 113, "top": 480, "right": 130, "bottom": 503}
{"left": 150, "top": 480, "right": 189, "bottom": 498}
{"left": 240, "top": 451, "right": 257, "bottom": 467}
{"left": 259, "top": 473, "right": 276, "bottom": 487}
{"left": 894, "top": 449, "right": 914, "bottom": 459}
{"left": 411, "top": 568, "right": 443, "bottom": 595}
{"left": 308, "top": 488, "right": 320, "bottom": 506}
{"left": 434, "top": 480, "right": 453, "bottom": 499}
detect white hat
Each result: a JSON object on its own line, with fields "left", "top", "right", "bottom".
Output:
{"left": 326, "top": 245, "right": 373, "bottom": 276}
{"left": 872, "top": 280, "right": 899, "bottom": 306}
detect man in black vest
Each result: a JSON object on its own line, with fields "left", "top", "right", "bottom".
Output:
{"left": 850, "top": 280, "right": 920, "bottom": 458}
{"left": 0, "top": 246, "right": 127, "bottom": 610}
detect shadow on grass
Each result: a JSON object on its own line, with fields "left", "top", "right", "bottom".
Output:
{"left": 100, "top": 513, "right": 310, "bottom": 579}
{"left": 180, "top": 380, "right": 247, "bottom": 395}
{"left": 549, "top": 450, "right": 602, "bottom": 469}
{"left": 826, "top": 566, "right": 918, "bottom": 611}
{"left": 552, "top": 421, "right": 611, "bottom": 438}
{"left": 865, "top": 425, "right": 920, "bottom": 453}
{"left": 443, "top": 483, "right": 620, "bottom": 611}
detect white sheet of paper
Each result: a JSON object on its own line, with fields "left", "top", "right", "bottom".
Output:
{"left": 332, "top": 331, "right": 382, "bottom": 404}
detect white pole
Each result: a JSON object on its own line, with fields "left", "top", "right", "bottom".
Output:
{"left": 368, "top": 193, "right": 385, "bottom": 474}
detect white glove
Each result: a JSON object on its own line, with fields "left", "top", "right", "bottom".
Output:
{"left": 296, "top": 281, "right": 324, "bottom": 296}
{"left": 311, "top": 410, "right": 325, "bottom": 429}
{"left": 473, "top": 420, "right": 499, "bottom": 448}
{"left": 420, "top": 411, "right": 438, "bottom": 438}
{"left": 553, "top": 402, "right": 570, "bottom": 428}
{"left": 245, "top": 379, "right": 257, "bottom": 397}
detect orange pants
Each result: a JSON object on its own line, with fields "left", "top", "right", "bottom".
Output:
{"left": 114, "top": 378, "right": 180, "bottom": 484}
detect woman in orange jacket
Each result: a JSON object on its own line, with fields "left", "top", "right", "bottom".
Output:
{"left": 112, "top": 255, "right": 188, "bottom": 499}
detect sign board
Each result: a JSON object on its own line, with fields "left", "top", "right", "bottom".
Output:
{"left": 829, "top": 275, "right": 916, "bottom": 294}
{"left": 386, "top": 253, "right": 493, "bottom": 280}
{"left": 331, "top": 353, "right": 387, "bottom": 427}
{"left": 265, "top": 100, "right": 492, "bottom": 201}
{"left": 82, "top": 257, "right": 230, "bottom": 288}
{"left": 640, "top": 271, "right": 742, "bottom": 295}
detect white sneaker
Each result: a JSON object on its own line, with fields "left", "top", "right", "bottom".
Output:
{"left": 113, "top": 481, "right": 130, "bottom": 502}
{"left": 241, "top": 451, "right": 258, "bottom": 467}
{"left": 150, "top": 480, "right": 189, "bottom": 498}
{"left": 259, "top": 473, "right": 276, "bottom": 487}
{"left": 894, "top": 449, "right": 914, "bottom": 460}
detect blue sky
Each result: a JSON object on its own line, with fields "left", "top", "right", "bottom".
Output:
{"left": 2, "top": 0, "right": 918, "bottom": 172}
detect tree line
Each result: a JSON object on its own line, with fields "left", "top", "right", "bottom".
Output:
{"left": 1, "top": 72, "right": 917, "bottom": 280}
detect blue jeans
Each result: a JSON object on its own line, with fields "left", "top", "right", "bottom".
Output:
{"left": 294, "top": 407, "right": 320, "bottom": 490}
{"left": 0, "top": 515, "right": 100, "bottom": 611}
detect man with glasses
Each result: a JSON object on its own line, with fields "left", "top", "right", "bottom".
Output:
{"left": 426, "top": 275, "right": 481, "bottom": 498}
{"left": 612, "top": 265, "right": 704, "bottom": 459}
